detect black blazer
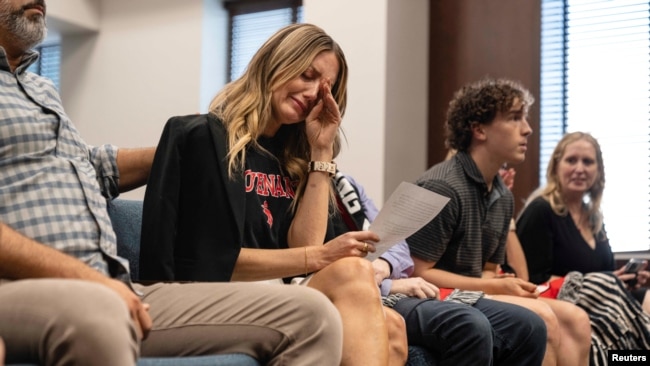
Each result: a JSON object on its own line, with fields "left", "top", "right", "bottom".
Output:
{"left": 139, "top": 114, "right": 244, "bottom": 282}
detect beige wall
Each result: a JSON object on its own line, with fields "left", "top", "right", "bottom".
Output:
{"left": 306, "top": 0, "right": 429, "bottom": 202}
{"left": 46, "top": 0, "right": 429, "bottom": 203}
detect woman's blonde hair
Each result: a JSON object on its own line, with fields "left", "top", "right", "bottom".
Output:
{"left": 209, "top": 23, "right": 348, "bottom": 206}
{"left": 526, "top": 132, "right": 605, "bottom": 236}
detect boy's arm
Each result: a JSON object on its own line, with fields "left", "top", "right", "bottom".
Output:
{"left": 412, "top": 255, "right": 490, "bottom": 291}
{"left": 504, "top": 231, "right": 530, "bottom": 281}
{"left": 412, "top": 255, "right": 538, "bottom": 297}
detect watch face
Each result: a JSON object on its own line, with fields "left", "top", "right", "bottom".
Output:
{"left": 309, "top": 161, "right": 336, "bottom": 175}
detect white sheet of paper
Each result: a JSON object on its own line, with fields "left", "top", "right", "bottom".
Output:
{"left": 366, "top": 181, "right": 450, "bottom": 261}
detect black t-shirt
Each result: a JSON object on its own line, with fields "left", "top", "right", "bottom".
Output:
{"left": 242, "top": 131, "right": 296, "bottom": 250}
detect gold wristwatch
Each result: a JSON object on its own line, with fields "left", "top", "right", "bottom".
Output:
{"left": 308, "top": 161, "right": 337, "bottom": 176}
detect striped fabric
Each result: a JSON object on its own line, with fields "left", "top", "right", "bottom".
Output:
{"left": 558, "top": 271, "right": 650, "bottom": 365}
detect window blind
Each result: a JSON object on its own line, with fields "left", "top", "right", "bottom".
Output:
{"left": 540, "top": 0, "right": 650, "bottom": 252}
{"left": 27, "top": 44, "right": 61, "bottom": 89}
{"left": 227, "top": 1, "right": 303, "bottom": 81}
{"left": 540, "top": 0, "right": 566, "bottom": 184}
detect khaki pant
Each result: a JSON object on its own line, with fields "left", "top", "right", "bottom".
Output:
{"left": 0, "top": 279, "right": 138, "bottom": 366}
{"left": 137, "top": 281, "right": 343, "bottom": 365}
{"left": 0, "top": 280, "right": 343, "bottom": 366}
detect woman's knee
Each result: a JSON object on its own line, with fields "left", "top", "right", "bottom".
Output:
{"left": 311, "top": 257, "right": 378, "bottom": 299}
{"left": 569, "top": 305, "right": 591, "bottom": 339}
{"left": 527, "top": 302, "right": 559, "bottom": 331}
{"left": 533, "top": 304, "right": 562, "bottom": 349}
{"left": 557, "top": 301, "right": 591, "bottom": 342}
{"left": 325, "top": 257, "right": 375, "bottom": 282}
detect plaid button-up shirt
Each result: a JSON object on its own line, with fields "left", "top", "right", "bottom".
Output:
{"left": 0, "top": 47, "right": 130, "bottom": 281}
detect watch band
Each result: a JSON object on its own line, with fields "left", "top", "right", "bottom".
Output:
{"left": 308, "top": 161, "right": 337, "bottom": 176}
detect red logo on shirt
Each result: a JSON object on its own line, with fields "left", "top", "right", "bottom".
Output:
{"left": 244, "top": 170, "right": 295, "bottom": 199}
{"left": 261, "top": 200, "right": 273, "bottom": 227}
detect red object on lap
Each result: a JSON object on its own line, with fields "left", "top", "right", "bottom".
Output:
{"left": 439, "top": 288, "right": 454, "bottom": 300}
{"left": 539, "top": 277, "right": 565, "bottom": 299}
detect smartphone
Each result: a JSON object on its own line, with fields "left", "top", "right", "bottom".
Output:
{"left": 623, "top": 258, "right": 646, "bottom": 287}
{"left": 623, "top": 258, "right": 646, "bottom": 274}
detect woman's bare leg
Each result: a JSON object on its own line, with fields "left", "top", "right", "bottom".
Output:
{"left": 0, "top": 337, "right": 5, "bottom": 366}
{"left": 539, "top": 298, "right": 590, "bottom": 366}
{"left": 309, "top": 257, "right": 390, "bottom": 366}
{"left": 384, "top": 307, "right": 408, "bottom": 366}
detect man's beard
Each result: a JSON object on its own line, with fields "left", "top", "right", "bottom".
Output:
{"left": 0, "top": 0, "right": 47, "bottom": 50}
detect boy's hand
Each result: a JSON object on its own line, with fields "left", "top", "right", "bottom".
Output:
{"left": 490, "top": 277, "right": 539, "bottom": 298}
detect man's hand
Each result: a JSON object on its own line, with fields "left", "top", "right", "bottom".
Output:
{"left": 0, "top": 222, "right": 153, "bottom": 340}
{"left": 372, "top": 258, "right": 391, "bottom": 286}
{"left": 102, "top": 278, "right": 152, "bottom": 340}
{"left": 391, "top": 277, "right": 440, "bottom": 299}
